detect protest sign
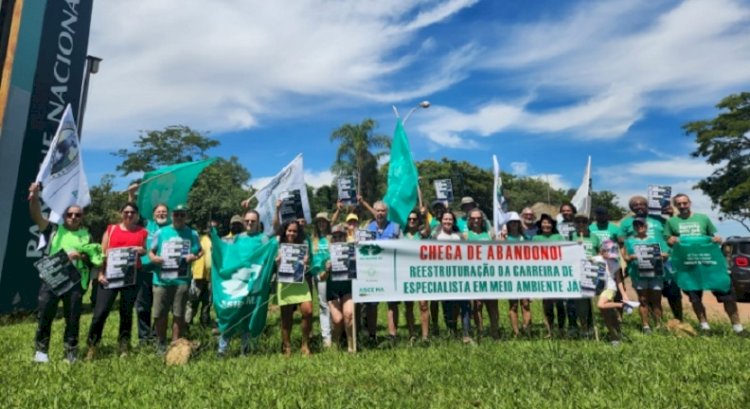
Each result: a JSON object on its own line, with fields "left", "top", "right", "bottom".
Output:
{"left": 337, "top": 176, "right": 357, "bottom": 206}
{"left": 33, "top": 250, "right": 81, "bottom": 295}
{"left": 433, "top": 179, "right": 454, "bottom": 203}
{"left": 278, "top": 190, "right": 305, "bottom": 224}
{"left": 104, "top": 247, "right": 138, "bottom": 289}
{"left": 633, "top": 243, "right": 663, "bottom": 278}
{"left": 353, "top": 240, "right": 587, "bottom": 302}
{"left": 278, "top": 243, "right": 307, "bottom": 283}
{"left": 330, "top": 242, "right": 356, "bottom": 281}
{"left": 648, "top": 185, "right": 672, "bottom": 216}
{"left": 356, "top": 230, "right": 376, "bottom": 242}
{"left": 160, "top": 240, "right": 190, "bottom": 280}
{"left": 558, "top": 222, "right": 576, "bottom": 241}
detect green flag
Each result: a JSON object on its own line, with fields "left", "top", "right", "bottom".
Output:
{"left": 384, "top": 119, "right": 418, "bottom": 227}
{"left": 671, "top": 236, "right": 730, "bottom": 292}
{"left": 211, "top": 230, "right": 278, "bottom": 337}
{"left": 137, "top": 158, "right": 216, "bottom": 220}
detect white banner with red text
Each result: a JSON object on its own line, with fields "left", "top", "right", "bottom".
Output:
{"left": 353, "top": 240, "right": 589, "bottom": 302}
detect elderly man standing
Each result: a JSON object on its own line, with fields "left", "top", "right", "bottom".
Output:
{"left": 360, "top": 198, "right": 401, "bottom": 344}
{"left": 665, "top": 194, "right": 746, "bottom": 335}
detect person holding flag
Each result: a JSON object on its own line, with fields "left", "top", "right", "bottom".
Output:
{"left": 29, "top": 182, "right": 101, "bottom": 363}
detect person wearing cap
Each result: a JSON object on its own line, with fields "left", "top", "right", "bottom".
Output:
{"left": 624, "top": 217, "right": 669, "bottom": 334}
{"left": 403, "top": 209, "right": 431, "bottom": 341}
{"left": 222, "top": 215, "right": 245, "bottom": 243}
{"left": 589, "top": 207, "right": 620, "bottom": 244}
{"left": 464, "top": 208, "right": 500, "bottom": 340}
{"left": 320, "top": 224, "right": 355, "bottom": 352}
{"left": 520, "top": 207, "right": 538, "bottom": 240}
{"left": 665, "top": 193, "right": 746, "bottom": 335}
{"left": 364, "top": 200, "right": 401, "bottom": 343}
{"left": 618, "top": 195, "right": 683, "bottom": 322}
{"left": 148, "top": 204, "right": 203, "bottom": 354}
{"left": 533, "top": 214, "right": 566, "bottom": 338}
{"left": 502, "top": 212, "right": 533, "bottom": 337}
{"left": 344, "top": 213, "right": 360, "bottom": 242}
{"left": 456, "top": 197, "right": 491, "bottom": 234}
{"left": 311, "top": 211, "right": 333, "bottom": 347}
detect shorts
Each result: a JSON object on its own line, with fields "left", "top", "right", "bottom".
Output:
{"left": 327, "top": 288, "right": 352, "bottom": 302}
{"left": 152, "top": 284, "right": 189, "bottom": 319}
{"left": 633, "top": 278, "right": 663, "bottom": 291}
{"left": 599, "top": 289, "right": 617, "bottom": 302}
{"left": 685, "top": 289, "right": 735, "bottom": 304}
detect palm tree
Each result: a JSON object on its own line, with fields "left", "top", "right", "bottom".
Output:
{"left": 330, "top": 118, "right": 391, "bottom": 203}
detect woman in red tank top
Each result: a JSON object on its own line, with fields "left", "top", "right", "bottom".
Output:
{"left": 85, "top": 202, "right": 148, "bottom": 359}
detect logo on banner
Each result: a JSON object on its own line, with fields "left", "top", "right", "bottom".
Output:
{"left": 50, "top": 125, "right": 79, "bottom": 177}
{"left": 358, "top": 245, "right": 383, "bottom": 256}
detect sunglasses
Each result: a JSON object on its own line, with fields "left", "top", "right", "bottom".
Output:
{"left": 173, "top": 212, "right": 186, "bottom": 217}
{"left": 66, "top": 212, "right": 82, "bottom": 218}
{"left": 122, "top": 210, "right": 136, "bottom": 215}
{"left": 408, "top": 217, "right": 418, "bottom": 221}
{"left": 469, "top": 217, "right": 483, "bottom": 221}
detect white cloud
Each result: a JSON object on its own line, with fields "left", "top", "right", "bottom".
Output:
{"left": 418, "top": 0, "right": 750, "bottom": 147}
{"left": 530, "top": 174, "right": 569, "bottom": 191}
{"left": 84, "top": 0, "right": 478, "bottom": 149}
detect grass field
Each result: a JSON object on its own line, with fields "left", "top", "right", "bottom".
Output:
{"left": 1, "top": 300, "right": 749, "bottom": 409}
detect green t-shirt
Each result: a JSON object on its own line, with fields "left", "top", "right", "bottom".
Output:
{"left": 404, "top": 231, "right": 423, "bottom": 240}
{"left": 48, "top": 224, "right": 93, "bottom": 289}
{"left": 466, "top": 230, "right": 492, "bottom": 241}
{"left": 618, "top": 215, "right": 665, "bottom": 241}
{"left": 589, "top": 222, "right": 620, "bottom": 243}
{"left": 572, "top": 233, "right": 600, "bottom": 257}
{"left": 624, "top": 235, "right": 670, "bottom": 281}
{"left": 142, "top": 220, "right": 168, "bottom": 270}
{"left": 504, "top": 235, "right": 524, "bottom": 242}
{"left": 664, "top": 213, "right": 717, "bottom": 239}
{"left": 532, "top": 233, "right": 563, "bottom": 242}
{"left": 150, "top": 225, "right": 201, "bottom": 287}
{"left": 311, "top": 236, "right": 330, "bottom": 276}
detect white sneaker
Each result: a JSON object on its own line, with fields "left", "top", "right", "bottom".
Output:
{"left": 623, "top": 301, "right": 640, "bottom": 315}
{"left": 33, "top": 351, "right": 49, "bottom": 363}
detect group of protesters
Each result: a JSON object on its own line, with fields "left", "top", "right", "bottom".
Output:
{"left": 27, "top": 179, "right": 746, "bottom": 363}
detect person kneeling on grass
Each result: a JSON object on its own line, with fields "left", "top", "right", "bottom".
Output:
{"left": 624, "top": 217, "right": 669, "bottom": 335}
{"left": 595, "top": 240, "right": 638, "bottom": 346}
{"left": 318, "top": 224, "right": 355, "bottom": 352}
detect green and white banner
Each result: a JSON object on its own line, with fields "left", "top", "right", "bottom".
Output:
{"left": 354, "top": 240, "right": 588, "bottom": 302}
{"left": 671, "top": 236, "right": 730, "bottom": 292}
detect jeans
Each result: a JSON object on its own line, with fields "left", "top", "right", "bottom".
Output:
{"left": 443, "top": 300, "right": 472, "bottom": 337}
{"left": 315, "top": 277, "right": 331, "bottom": 341}
{"left": 35, "top": 282, "right": 83, "bottom": 353}
{"left": 87, "top": 283, "right": 139, "bottom": 346}
{"left": 218, "top": 332, "right": 250, "bottom": 353}
{"left": 135, "top": 270, "right": 155, "bottom": 342}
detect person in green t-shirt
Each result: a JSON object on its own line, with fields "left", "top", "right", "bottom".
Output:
{"left": 618, "top": 195, "right": 683, "bottom": 322}
{"left": 665, "top": 194, "right": 746, "bottom": 335}
{"left": 572, "top": 215, "right": 597, "bottom": 335}
{"left": 624, "top": 218, "right": 669, "bottom": 334}
{"left": 311, "top": 212, "right": 333, "bottom": 348}
{"left": 589, "top": 207, "right": 620, "bottom": 244}
{"left": 148, "top": 204, "right": 202, "bottom": 353}
{"left": 403, "top": 209, "right": 431, "bottom": 341}
{"left": 533, "top": 214, "right": 566, "bottom": 338}
{"left": 503, "top": 212, "right": 532, "bottom": 337}
{"left": 29, "top": 182, "right": 99, "bottom": 363}
{"left": 320, "top": 224, "right": 355, "bottom": 352}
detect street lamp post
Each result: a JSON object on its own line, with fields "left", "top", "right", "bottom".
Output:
{"left": 77, "top": 55, "right": 102, "bottom": 137}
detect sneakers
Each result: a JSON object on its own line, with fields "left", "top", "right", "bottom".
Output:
{"left": 65, "top": 350, "right": 77, "bottom": 363}
{"left": 642, "top": 327, "right": 652, "bottom": 335}
{"left": 118, "top": 342, "right": 130, "bottom": 358}
{"left": 610, "top": 340, "right": 621, "bottom": 347}
{"left": 33, "top": 351, "right": 49, "bottom": 363}
{"left": 623, "top": 301, "right": 640, "bottom": 315}
{"left": 156, "top": 343, "right": 167, "bottom": 356}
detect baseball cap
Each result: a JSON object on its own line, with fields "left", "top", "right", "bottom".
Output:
{"left": 345, "top": 213, "right": 359, "bottom": 222}
{"left": 173, "top": 204, "right": 189, "bottom": 212}
{"left": 230, "top": 215, "right": 243, "bottom": 224}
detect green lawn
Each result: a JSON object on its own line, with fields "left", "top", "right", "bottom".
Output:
{"left": 1, "top": 301, "right": 749, "bottom": 409}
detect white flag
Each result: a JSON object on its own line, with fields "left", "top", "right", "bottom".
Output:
{"left": 253, "top": 154, "right": 311, "bottom": 235}
{"left": 570, "top": 155, "right": 592, "bottom": 217}
{"left": 35, "top": 104, "right": 90, "bottom": 224}
{"left": 492, "top": 155, "right": 509, "bottom": 232}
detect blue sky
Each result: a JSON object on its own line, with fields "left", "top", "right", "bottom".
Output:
{"left": 81, "top": 0, "right": 750, "bottom": 235}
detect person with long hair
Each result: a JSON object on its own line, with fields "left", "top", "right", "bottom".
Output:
{"left": 319, "top": 224, "right": 355, "bottom": 352}
{"left": 86, "top": 202, "right": 148, "bottom": 359}
{"left": 403, "top": 209, "right": 431, "bottom": 341}
{"left": 276, "top": 220, "right": 313, "bottom": 356}
{"left": 463, "top": 208, "right": 499, "bottom": 340}
{"left": 532, "top": 214, "right": 565, "bottom": 338}
{"left": 310, "top": 212, "right": 333, "bottom": 347}
{"left": 435, "top": 211, "right": 473, "bottom": 344}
